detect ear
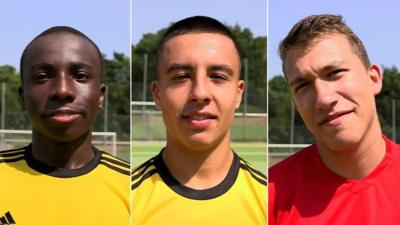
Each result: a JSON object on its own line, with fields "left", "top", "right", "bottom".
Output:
{"left": 98, "top": 84, "right": 106, "bottom": 111}
{"left": 18, "top": 85, "right": 25, "bottom": 111}
{"left": 151, "top": 80, "right": 162, "bottom": 109}
{"left": 368, "top": 64, "right": 383, "bottom": 96}
{"left": 234, "top": 80, "right": 245, "bottom": 109}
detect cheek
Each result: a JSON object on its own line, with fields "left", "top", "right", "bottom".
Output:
{"left": 294, "top": 95, "right": 311, "bottom": 115}
{"left": 78, "top": 85, "right": 101, "bottom": 105}
{"left": 214, "top": 85, "right": 238, "bottom": 106}
{"left": 157, "top": 90, "right": 183, "bottom": 119}
{"left": 340, "top": 74, "right": 372, "bottom": 104}
{"left": 23, "top": 88, "right": 44, "bottom": 110}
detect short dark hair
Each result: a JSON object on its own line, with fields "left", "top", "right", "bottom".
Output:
{"left": 156, "top": 16, "right": 241, "bottom": 74}
{"left": 279, "top": 14, "right": 370, "bottom": 74}
{"left": 20, "top": 26, "right": 103, "bottom": 81}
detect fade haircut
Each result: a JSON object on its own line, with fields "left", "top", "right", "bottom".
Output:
{"left": 20, "top": 26, "right": 103, "bottom": 81}
{"left": 156, "top": 15, "right": 241, "bottom": 76}
{"left": 279, "top": 14, "right": 370, "bottom": 74}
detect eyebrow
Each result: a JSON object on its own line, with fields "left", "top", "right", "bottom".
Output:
{"left": 69, "top": 62, "right": 95, "bottom": 70}
{"left": 165, "top": 63, "right": 234, "bottom": 76}
{"left": 318, "top": 60, "right": 346, "bottom": 74}
{"left": 30, "top": 62, "right": 94, "bottom": 71}
{"left": 289, "top": 76, "right": 307, "bottom": 88}
{"left": 30, "top": 63, "right": 53, "bottom": 72}
{"left": 166, "top": 63, "right": 194, "bottom": 74}
{"left": 208, "top": 64, "right": 234, "bottom": 76}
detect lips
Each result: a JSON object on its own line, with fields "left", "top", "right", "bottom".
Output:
{"left": 182, "top": 112, "right": 217, "bottom": 128}
{"left": 44, "top": 109, "right": 81, "bottom": 124}
{"left": 319, "top": 110, "right": 353, "bottom": 126}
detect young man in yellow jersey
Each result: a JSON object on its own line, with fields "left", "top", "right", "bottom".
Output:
{"left": 0, "top": 26, "right": 130, "bottom": 225}
{"left": 132, "top": 16, "right": 267, "bottom": 225}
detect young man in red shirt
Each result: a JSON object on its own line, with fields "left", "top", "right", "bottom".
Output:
{"left": 269, "top": 14, "right": 400, "bottom": 224}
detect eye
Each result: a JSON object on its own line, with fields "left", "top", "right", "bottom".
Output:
{"left": 32, "top": 72, "right": 51, "bottom": 83}
{"left": 172, "top": 73, "right": 191, "bottom": 82}
{"left": 209, "top": 73, "right": 229, "bottom": 82}
{"left": 73, "top": 71, "right": 90, "bottom": 82}
{"left": 294, "top": 82, "right": 309, "bottom": 93}
{"left": 327, "top": 69, "right": 347, "bottom": 78}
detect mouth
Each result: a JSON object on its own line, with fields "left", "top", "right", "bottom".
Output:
{"left": 319, "top": 110, "right": 353, "bottom": 126}
{"left": 45, "top": 109, "right": 81, "bottom": 124}
{"left": 182, "top": 112, "right": 217, "bottom": 128}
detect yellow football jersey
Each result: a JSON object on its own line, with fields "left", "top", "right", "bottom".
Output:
{"left": 132, "top": 151, "right": 267, "bottom": 225}
{"left": 0, "top": 145, "right": 130, "bottom": 225}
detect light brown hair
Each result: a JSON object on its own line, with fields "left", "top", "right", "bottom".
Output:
{"left": 279, "top": 14, "right": 370, "bottom": 74}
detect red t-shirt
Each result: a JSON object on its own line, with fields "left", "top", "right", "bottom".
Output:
{"left": 269, "top": 136, "right": 400, "bottom": 225}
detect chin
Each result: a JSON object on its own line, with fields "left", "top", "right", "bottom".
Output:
{"left": 182, "top": 135, "right": 219, "bottom": 151}
{"left": 318, "top": 132, "right": 362, "bottom": 152}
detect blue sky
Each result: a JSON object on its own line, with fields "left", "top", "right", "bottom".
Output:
{"left": 269, "top": 0, "right": 400, "bottom": 77}
{"left": 132, "top": 0, "right": 267, "bottom": 44}
{"left": 0, "top": 0, "right": 130, "bottom": 70}
{"left": 1, "top": 0, "right": 267, "bottom": 71}
{"left": 5, "top": 1, "right": 395, "bottom": 79}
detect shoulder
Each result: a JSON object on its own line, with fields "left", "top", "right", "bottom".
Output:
{"left": 98, "top": 150, "right": 130, "bottom": 176}
{"left": 237, "top": 156, "right": 267, "bottom": 186}
{"left": 269, "top": 144, "right": 316, "bottom": 180}
{"left": 269, "top": 144, "right": 317, "bottom": 197}
{"left": 131, "top": 156, "right": 158, "bottom": 190}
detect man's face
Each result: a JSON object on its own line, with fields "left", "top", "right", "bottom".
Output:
{"left": 153, "top": 33, "right": 244, "bottom": 150}
{"left": 20, "top": 32, "right": 105, "bottom": 142}
{"left": 284, "top": 34, "right": 382, "bottom": 150}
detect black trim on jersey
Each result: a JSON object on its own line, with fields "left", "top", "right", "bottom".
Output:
{"left": 132, "top": 159, "right": 155, "bottom": 181}
{"left": 131, "top": 169, "right": 157, "bottom": 190}
{"left": 0, "top": 147, "right": 25, "bottom": 154}
{"left": 101, "top": 152, "right": 130, "bottom": 165}
{"left": 25, "top": 144, "right": 102, "bottom": 178}
{"left": 239, "top": 163, "right": 267, "bottom": 186}
{"left": 0, "top": 156, "right": 25, "bottom": 164}
{"left": 154, "top": 150, "right": 240, "bottom": 200}
{"left": 99, "top": 160, "right": 130, "bottom": 176}
{"left": 132, "top": 157, "right": 155, "bottom": 175}
{"left": 239, "top": 156, "right": 267, "bottom": 181}
{"left": 0, "top": 150, "right": 25, "bottom": 158}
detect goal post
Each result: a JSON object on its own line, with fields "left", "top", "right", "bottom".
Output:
{"left": 0, "top": 129, "right": 118, "bottom": 156}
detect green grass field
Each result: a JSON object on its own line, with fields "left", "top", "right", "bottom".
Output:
{"left": 131, "top": 142, "right": 267, "bottom": 175}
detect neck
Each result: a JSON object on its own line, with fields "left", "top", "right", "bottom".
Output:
{"left": 163, "top": 135, "right": 234, "bottom": 190}
{"left": 31, "top": 130, "right": 94, "bottom": 169}
{"left": 317, "top": 119, "right": 386, "bottom": 179}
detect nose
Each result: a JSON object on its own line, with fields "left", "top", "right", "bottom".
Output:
{"left": 50, "top": 73, "right": 75, "bottom": 102}
{"left": 314, "top": 80, "right": 338, "bottom": 110}
{"left": 190, "top": 75, "right": 211, "bottom": 104}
